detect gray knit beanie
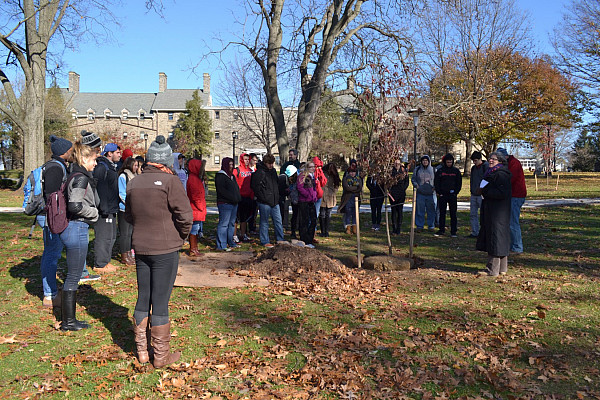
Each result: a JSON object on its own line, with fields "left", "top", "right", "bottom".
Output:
{"left": 49, "top": 135, "right": 73, "bottom": 156}
{"left": 146, "top": 135, "right": 172, "bottom": 166}
{"left": 80, "top": 130, "right": 102, "bottom": 148}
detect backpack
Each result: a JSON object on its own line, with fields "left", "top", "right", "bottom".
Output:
{"left": 23, "top": 160, "right": 66, "bottom": 216}
{"left": 46, "top": 173, "right": 82, "bottom": 234}
{"left": 289, "top": 182, "right": 299, "bottom": 205}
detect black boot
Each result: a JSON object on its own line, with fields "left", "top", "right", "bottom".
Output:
{"left": 323, "top": 213, "right": 330, "bottom": 237}
{"left": 61, "top": 290, "right": 89, "bottom": 331}
{"left": 319, "top": 214, "right": 325, "bottom": 237}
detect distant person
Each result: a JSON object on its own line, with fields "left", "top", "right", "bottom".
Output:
{"left": 496, "top": 147, "right": 526, "bottom": 253}
{"left": 339, "top": 165, "right": 362, "bottom": 234}
{"left": 93, "top": 143, "right": 121, "bottom": 273}
{"left": 251, "top": 154, "right": 285, "bottom": 248}
{"left": 477, "top": 152, "right": 512, "bottom": 276}
{"left": 278, "top": 165, "right": 298, "bottom": 236}
{"left": 389, "top": 160, "right": 409, "bottom": 235}
{"left": 117, "top": 157, "right": 138, "bottom": 267}
{"left": 186, "top": 159, "right": 207, "bottom": 257}
{"left": 297, "top": 161, "right": 318, "bottom": 248}
{"left": 366, "top": 174, "right": 384, "bottom": 231}
{"left": 173, "top": 153, "right": 188, "bottom": 190}
{"left": 411, "top": 155, "right": 436, "bottom": 231}
{"left": 233, "top": 153, "right": 255, "bottom": 242}
{"left": 60, "top": 141, "right": 100, "bottom": 331}
{"left": 247, "top": 153, "right": 259, "bottom": 235}
{"left": 214, "top": 157, "right": 241, "bottom": 251}
{"left": 468, "top": 151, "right": 488, "bottom": 238}
{"left": 434, "top": 153, "right": 462, "bottom": 237}
{"left": 280, "top": 149, "right": 301, "bottom": 175}
{"left": 319, "top": 163, "right": 340, "bottom": 238}
{"left": 312, "top": 156, "right": 327, "bottom": 221}
{"left": 125, "top": 135, "right": 192, "bottom": 367}
{"left": 38, "top": 135, "right": 73, "bottom": 308}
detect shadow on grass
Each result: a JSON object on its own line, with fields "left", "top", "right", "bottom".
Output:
{"left": 9, "top": 256, "right": 132, "bottom": 353}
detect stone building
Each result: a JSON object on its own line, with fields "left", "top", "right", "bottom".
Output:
{"left": 63, "top": 71, "right": 296, "bottom": 170}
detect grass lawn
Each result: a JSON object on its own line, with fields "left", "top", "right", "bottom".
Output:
{"left": 0, "top": 185, "right": 599, "bottom": 399}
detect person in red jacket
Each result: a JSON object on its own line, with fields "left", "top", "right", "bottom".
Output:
{"left": 496, "top": 147, "right": 526, "bottom": 253}
{"left": 233, "top": 153, "right": 255, "bottom": 242}
{"left": 186, "top": 159, "right": 207, "bottom": 257}
{"left": 312, "top": 156, "right": 328, "bottom": 226}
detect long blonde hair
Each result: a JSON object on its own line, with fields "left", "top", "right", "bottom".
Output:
{"left": 71, "top": 141, "right": 96, "bottom": 166}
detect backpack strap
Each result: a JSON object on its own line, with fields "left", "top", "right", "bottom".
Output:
{"left": 41, "top": 159, "right": 68, "bottom": 197}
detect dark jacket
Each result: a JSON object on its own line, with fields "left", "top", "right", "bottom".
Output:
{"left": 215, "top": 170, "right": 241, "bottom": 205}
{"left": 389, "top": 166, "right": 410, "bottom": 203}
{"left": 66, "top": 164, "right": 100, "bottom": 225}
{"left": 124, "top": 166, "right": 193, "bottom": 255}
{"left": 278, "top": 174, "right": 291, "bottom": 201}
{"left": 476, "top": 166, "right": 512, "bottom": 257}
{"left": 366, "top": 176, "right": 384, "bottom": 201}
{"left": 251, "top": 162, "right": 279, "bottom": 207}
{"left": 43, "top": 155, "right": 69, "bottom": 199}
{"left": 470, "top": 161, "right": 489, "bottom": 196}
{"left": 434, "top": 162, "right": 462, "bottom": 196}
{"left": 93, "top": 156, "right": 120, "bottom": 215}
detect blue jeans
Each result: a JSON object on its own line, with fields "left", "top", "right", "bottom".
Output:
{"left": 315, "top": 198, "right": 322, "bottom": 219}
{"left": 257, "top": 202, "right": 285, "bottom": 245}
{"left": 217, "top": 203, "right": 238, "bottom": 250}
{"left": 469, "top": 195, "right": 483, "bottom": 235}
{"left": 38, "top": 215, "right": 63, "bottom": 298}
{"left": 190, "top": 221, "right": 203, "bottom": 236}
{"left": 415, "top": 192, "right": 436, "bottom": 229}
{"left": 510, "top": 197, "right": 525, "bottom": 253}
{"left": 344, "top": 194, "right": 357, "bottom": 226}
{"left": 59, "top": 220, "right": 89, "bottom": 291}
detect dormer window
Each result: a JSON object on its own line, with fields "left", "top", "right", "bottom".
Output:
{"left": 139, "top": 109, "right": 147, "bottom": 120}
{"left": 121, "top": 109, "right": 129, "bottom": 120}
{"left": 70, "top": 108, "right": 77, "bottom": 119}
{"left": 104, "top": 108, "right": 111, "bottom": 119}
{"left": 87, "top": 109, "right": 95, "bottom": 120}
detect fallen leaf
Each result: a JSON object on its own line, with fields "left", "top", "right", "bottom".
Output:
{"left": 0, "top": 334, "right": 18, "bottom": 344}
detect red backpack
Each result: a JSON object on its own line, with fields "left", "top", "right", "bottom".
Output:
{"left": 46, "top": 173, "right": 82, "bottom": 234}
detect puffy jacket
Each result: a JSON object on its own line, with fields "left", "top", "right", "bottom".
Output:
{"left": 93, "top": 155, "right": 120, "bottom": 215}
{"left": 124, "top": 165, "right": 193, "bottom": 255}
{"left": 312, "top": 157, "right": 328, "bottom": 199}
{"left": 66, "top": 164, "right": 100, "bottom": 225}
{"left": 187, "top": 159, "right": 207, "bottom": 222}
{"left": 251, "top": 162, "right": 279, "bottom": 207}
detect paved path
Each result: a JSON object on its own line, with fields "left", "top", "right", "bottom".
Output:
{"left": 3, "top": 198, "right": 600, "bottom": 215}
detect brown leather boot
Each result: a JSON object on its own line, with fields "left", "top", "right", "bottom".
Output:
{"left": 345, "top": 225, "right": 352, "bottom": 235}
{"left": 133, "top": 316, "right": 150, "bottom": 363}
{"left": 188, "top": 234, "right": 201, "bottom": 257}
{"left": 352, "top": 225, "right": 357, "bottom": 234}
{"left": 127, "top": 250, "right": 136, "bottom": 266}
{"left": 121, "top": 252, "right": 135, "bottom": 267}
{"left": 151, "top": 323, "right": 181, "bottom": 368}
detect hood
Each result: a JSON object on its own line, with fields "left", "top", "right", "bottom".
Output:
{"left": 312, "top": 156, "right": 323, "bottom": 167}
{"left": 238, "top": 153, "right": 252, "bottom": 172}
{"left": 188, "top": 159, "right": 203, "bottom": 175}
{"left": 172, "top": 153, "right": 184, "bottom": 172}
{"left": 441, "top": 153, "right": 454, "bottom": 167}
{"left": 420, "top": 155, "right": 431, "bottom": 165}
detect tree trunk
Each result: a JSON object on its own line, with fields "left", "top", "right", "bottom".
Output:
{"left": 23, "top": 46, "right": 47, "bottom": 176}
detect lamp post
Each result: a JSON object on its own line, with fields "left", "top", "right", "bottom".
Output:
{"left": 407, "top": 107, "right": 424, "bottom": 260}
{"left": 143, "top": 132, "right": 148, "bottom": 153}
{"left": 232, "top": 131, "right": 238, "bottom": 166}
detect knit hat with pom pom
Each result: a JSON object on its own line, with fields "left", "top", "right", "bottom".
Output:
{"left": 146, "top": 135, "right": 172, "bottom": 166}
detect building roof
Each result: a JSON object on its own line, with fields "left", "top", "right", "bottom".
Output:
{"left": 153, "top": 89, "right": 207, "bottom": 111}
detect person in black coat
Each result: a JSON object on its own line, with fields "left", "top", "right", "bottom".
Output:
{"left": 251, "top": 154, "right": 285, "bottom": 247}
{"left": 476, "top": 151, "right": 512, "bottom": 276}
{"left": 215, "top": 157, "right": 242, "bottom": 251}
{"left": 366, "top": 175, "right": 385, "bottom": 230}
{"left": 434, "top": 153, "right": 462, "bottom": 237}
{"left": 389, "top": 160, "right": 410, "bottom": 235}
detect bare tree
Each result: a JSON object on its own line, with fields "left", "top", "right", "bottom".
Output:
{"left": 415, "top": 0, "right": 531, "bottom": 173}
{"left": 218, "top": 58, "right": 297, "bottom": 154}
{"left": 0, "top": 0, "right": 121, "bottom": 176}
{"left": 227, "top": 0, "right": 414, "bottom": 163}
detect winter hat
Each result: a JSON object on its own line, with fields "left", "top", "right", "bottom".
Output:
{"left": 470, "top": 151, "right": 482, "bottom": 160}
{"left": 121, "top": 148, "right": 133, "bottom": 160}
{"left": 101, "top": 143, "right": 119, "bottom": 156}
{"left": 49, "top": 135, "right": 73, "bottom": 156}
{"left": 146, "top": 135, "right": 172, "bottom": 166}
{"left": 285, "top": 165, "right": 298, "bottom": 177}
{"left": 80, "top": 130, "right": 102, "bottom": 148}
{"left": 496, "top": 147, "right": 509, "bottom": 158}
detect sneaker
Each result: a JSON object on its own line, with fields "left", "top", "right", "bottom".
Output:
{"left": 218, "top": 247, "right": 232, "bottom": 252}
{"left": 434, "top": 230, "right": 444, "bottom": 237}
{"left": 305, "top": 244, "right": 315, "bottom": 249}
{"left": 451, "top": 234, "right": 458, "bottom": 238}
{"left": 374, "top": 227, "right": 380, "bottom": 231}
{"left": 79, "top": 274, "right": 101, "bottom": 283}
{"left": 242, "top": 234, "right": 251, "bottom": 242}
{"left": 264, "top": 243, "right": 275, "bottom": 248}
{"left": 233, "top": 235, "right": 240, "bottom": 243}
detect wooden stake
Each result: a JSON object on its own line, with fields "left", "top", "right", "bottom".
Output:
{"left": 535, "top": 174, "right": 538, "bottom": 191}
{"left": 555, "top": 174, "right": 560, "bottom": 191}
{"left": 355, "top": 196, "right": 361, "bottom": 269}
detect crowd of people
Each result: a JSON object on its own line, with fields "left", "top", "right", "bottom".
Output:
{"left": 33, "top": 133, "right": 527, "bottom": 365}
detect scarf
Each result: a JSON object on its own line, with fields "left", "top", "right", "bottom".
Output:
{"left": 483, "top": 163, "right": 503, "bottom": 178}
{"left": 147, "top": 162, "right": 174, "bottom": 175}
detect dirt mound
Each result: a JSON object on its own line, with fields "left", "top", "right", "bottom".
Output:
{"left": 248, "top": 243, "right": 346, "bottom": 279}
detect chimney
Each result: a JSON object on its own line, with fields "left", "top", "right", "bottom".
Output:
{"left": 203, "top": 73, "right": 211, "bottom": 95}
{"left": 347, "top": 76, "right": 355, "bottom": 91}
{"left": 159, "top": 72, "right": 167, "bottom": 92}
{"left": 68, "top": 71, "right": 80, "bottom": 93}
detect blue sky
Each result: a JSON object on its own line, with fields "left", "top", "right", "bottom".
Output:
{"left": 55, "top": 0, "right": 569, "bottom": 95}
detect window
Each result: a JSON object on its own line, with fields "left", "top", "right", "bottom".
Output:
{"left": 214, "top": 155, "right": 220, "bottom": 165}
{"left": 87, "top": 111, "right": 95, "bottom": 120}
{"left": 233, "top": 113, "right": 238, "bottom": 120}
{"left": 215, "top": 111, "right": 220, "bottom": 119}
{"left": 140, "top": 112, "right": 145, "bottom": 120}
{"left": 121, "top": 109, "right": 129, "bottom": 120}
{"left": 215, "top": 131, "right": 220, "bottom": 139}
{"left": 168, "top": 112, "right": 174, "bottom": 121}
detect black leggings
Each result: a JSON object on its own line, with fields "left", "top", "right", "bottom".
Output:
{"left": 298, "top": 201, "right": 316, "bottom": 245}
{"left": 134, "top": 251, "right": 179, "bottom": 326}
{"left": 118, "top": 211, "right": 133, "bottom": 252}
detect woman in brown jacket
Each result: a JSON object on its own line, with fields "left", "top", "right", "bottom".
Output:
{"left": 125, "top": 136, "right": 193, "bottom": 368}
{"left": 319, "top": 163, "right": 340, "bottom": 237}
